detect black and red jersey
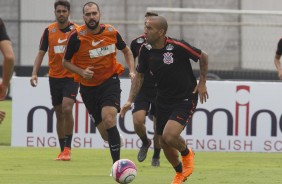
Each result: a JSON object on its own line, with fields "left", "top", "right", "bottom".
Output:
{"left": 0, "top": 18, "right": 10, "bottom": 41}
{"left": 130, "top": 34, "right": 156, "bottom": 98}
{"left": 137, "top": 37, "right": 201, "bottom": 103}
{"left": 130, "top": 34, "right": 146, "bottom": 59}
{"left": 276, "top": 38, "right": 282, "bottom": 55}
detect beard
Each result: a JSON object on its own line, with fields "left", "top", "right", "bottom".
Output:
{"left": 145, "top": 36, "right": 153, "bottom": 44}
{"left": 57, "top": 16, "right": 67, "bottom": 24}
{"left": 85, "top": 20, "right": 100, "bottom": 30}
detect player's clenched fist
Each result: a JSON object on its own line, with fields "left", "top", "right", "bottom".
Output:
{"left": 120, "top": 101, "right": 132, "bottom": 118}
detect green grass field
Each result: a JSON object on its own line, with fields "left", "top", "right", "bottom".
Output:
{"left": 1, "top": 100, "right": 282, "bottom": 183}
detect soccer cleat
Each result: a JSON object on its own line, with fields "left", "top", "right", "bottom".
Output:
{"left": 182, "top": 148, "right": 195, "bottom": 181}
{"left": 137, "top": 139, "right": 152, "bottom": 162}
{"left": 151, "top": 158, "right": 160, "bottom": 167}
{"left": 61, "top": 147, "right": 71, "bottom": 161}
{"left": 55, "top": 152, "right": 63, "bottom": 161}
{"left": 171, "top": 172, "right": 184, "bottom": 184}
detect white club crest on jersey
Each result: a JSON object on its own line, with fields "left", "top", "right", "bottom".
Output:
{"left": 166, "top": 44, "right": 174, "bottom": 50}
{"left": 163, "top": 52, "right": 174, "bottom": 65}
{"left": 58, "top": 38, "right": 67, "bottom": 44}
{"left": 108, "top": 26, "right": 114, "bottom": 32}
{"left": 137, "top": 37, "right": 145, "bottom": 44}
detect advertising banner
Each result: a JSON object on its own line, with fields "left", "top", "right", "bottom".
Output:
{"left": 11, "top": 77, "right": 282, "bottom": 152}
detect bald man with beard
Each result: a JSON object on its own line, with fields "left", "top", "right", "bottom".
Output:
{"left": 121, "top": 16, "right": 209, "bottom": 184}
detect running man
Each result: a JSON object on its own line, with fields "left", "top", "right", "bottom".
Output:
{"left": 121, "top": 16, "right": 209, "bottom": 184}
{"left": 30, "top": 0, "right": 79, "bottom": 161}
{"left": 63, "top": 2, "right": 135, "bottom": 164}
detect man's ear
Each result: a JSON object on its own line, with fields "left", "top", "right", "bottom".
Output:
{"left": 159, "top": 29, "right": 165, "bottom": 36}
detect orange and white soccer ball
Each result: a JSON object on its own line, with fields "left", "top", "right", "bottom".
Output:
{"left": 111, "top": 159, "right": 137, "bottom": 184}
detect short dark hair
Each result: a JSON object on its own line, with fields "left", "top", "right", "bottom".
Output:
{"left": 150, "top": 16, "right": 168, "bottom": 34}
{"left": 145, "top": 12, "right": 158, "bottom": 17}
{"left": 54, "top": 0, "right": 70, "bottom": 11}
{"left": 83, "top": 2, "right": 100, "bottom": 14}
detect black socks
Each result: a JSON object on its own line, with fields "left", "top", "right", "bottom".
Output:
{"left": 65, "top": 134, "right": 73, "bottom": 148}
{"left": 107, "top": 126, "right": 121, "bottom": 163}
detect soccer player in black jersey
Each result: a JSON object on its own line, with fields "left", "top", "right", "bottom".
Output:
{"left": 130, "top": 12, "right": 162, "bottom": 167}
{"left": 274, "top": 38, "right": 282, "bottom": 79}
{"left": 121, "top": 16, "right": 209, "bottom": 184}
{"left": 0, "top": 18, "right": 15, "bottom": 123}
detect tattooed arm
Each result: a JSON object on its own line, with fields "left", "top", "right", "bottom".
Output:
{"left": 193, "top": 51, "right": 209, "bottom": 104}
{"left": 120, "top": 72, "right": 144, "bottom": 117}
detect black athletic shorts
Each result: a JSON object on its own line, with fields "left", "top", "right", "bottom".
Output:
{"left": 49, "top": 77, "right": 79, "bottom": 106}
{"left": 79, "top": 74, "right": 121, "bottom": 126}
{"left": 132, "top": 92, "right": 156, "bottom": 116}
{"left": 156, "top": 98, "right": 198, "bottom": 135}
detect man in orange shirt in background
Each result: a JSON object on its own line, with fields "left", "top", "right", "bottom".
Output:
{"left": 63, "top": 2, "right": 135, "bottom": 164}
{"left": 30, "top": 0, "right": 79, "bottom": 161}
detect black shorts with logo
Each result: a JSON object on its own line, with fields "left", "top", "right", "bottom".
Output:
{"left": 79, "top": 74, "right": 121, "bottom": 126}
{"left": 156, "top": 98, "right": 198, "bottom": 135}
{"left": 49, "top": 77, "right": 79, "bottom": 106}
{"left": 132, "top": 92, "right": 156, "bottom": 116}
